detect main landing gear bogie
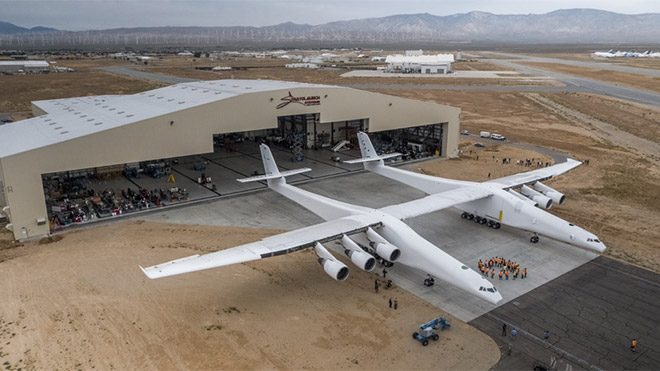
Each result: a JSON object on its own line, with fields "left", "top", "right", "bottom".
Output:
{"left": 530, "top": 234, "right": 540, "bottom": 244}
{"left": 461, "top": 212, "right": 500, "bottom": 229}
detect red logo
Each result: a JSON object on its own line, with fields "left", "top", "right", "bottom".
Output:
{"left": 276, "top": 91, "right": 321, "bottom": 109}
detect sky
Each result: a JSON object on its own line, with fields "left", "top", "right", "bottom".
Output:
{"left": 2, "top": 0, "right": 660, "bottom": 30}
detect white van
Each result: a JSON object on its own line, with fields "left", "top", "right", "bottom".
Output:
{"left": 490, "top": 133, "right": 506, "bottom": 141}
{"left": 480, "top": 131, "right": 491, "bottom": 138}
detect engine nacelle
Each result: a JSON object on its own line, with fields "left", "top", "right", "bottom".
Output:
{"left": 507, "top": 189, "right": 538, "bottom": 207}
{"left": 314, "top": 242, "right": 349, "bottom": 281}
{"left": 521, "top": 185, "right": 553, "bottom": 209}
{"left": 341, "top": 235, "right": 376, "bottom": 272}
{"left": 322, "top": 259, "right": 350, "bottom": 281}
{"left": 533, "top": 182, "right": 566, "bottom": 205}
{"left": 374, "top": 242, "right": 401, "bottom": 262}
{"left": 348, "top": 250, "right": 376, "bottom": 272}
{"left": 366, "top": 228, "right": 401, "bottom": 262}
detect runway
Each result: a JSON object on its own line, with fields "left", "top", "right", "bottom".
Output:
{"left": 470, "top": 256, "right": 660, "bottom": 370}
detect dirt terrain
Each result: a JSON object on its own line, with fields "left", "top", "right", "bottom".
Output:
{"left": 0, "top": 71, "right": 162, "bottom": 120}
{"left": 522, "top": 62, "right": 660, "bottom": 93}
{"left": 0, "top": 222, "right": 499, "bottom": 370}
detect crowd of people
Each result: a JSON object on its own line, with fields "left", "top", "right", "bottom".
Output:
{"left": 478, "top": 256, "right": 528, "bottom": 281}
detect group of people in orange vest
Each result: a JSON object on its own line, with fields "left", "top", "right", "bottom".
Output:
{"left": 478, "top": 256, "right": 527, "bottom": 280}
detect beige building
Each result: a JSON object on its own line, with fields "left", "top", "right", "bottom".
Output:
{"left": 0, "top": 79, "right": 460, "bottom": 241}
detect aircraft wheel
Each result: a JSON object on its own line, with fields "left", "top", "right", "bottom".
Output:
{"left": 480, "top": 218, "right": 487, "bottom": 225}
{"left": 467, "top": 214, "right": 474, "bottom": 220}
{"left": 473, "top": 216, "right": 481, "bottom": 223}
{"left": 530, "top": 236, "right": 539, "bottom": 243}
{"left": 461, "top": 212, "right": 468, "bottom": 219}
{"left": 494, "top": 223, "right": 501, "bottom": 229}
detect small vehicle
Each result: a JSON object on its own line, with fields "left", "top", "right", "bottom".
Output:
{"left": 412, "top": 316, "right": 451, "bottom": 346}
{"left": 479, "top": 131, "right": 491, "bottom": 138}
{"left": 461, "top": 129, "right": 469, "bottom": 135}
{"left": 490, "top": 133, "right": 506, "bottom": 141}
{"left": 474, "top": 142, "right": 485, "bottom": 148}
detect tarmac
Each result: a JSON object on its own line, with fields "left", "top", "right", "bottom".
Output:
{"left": 471, "top": 256, "right": 660, "bottom": 370}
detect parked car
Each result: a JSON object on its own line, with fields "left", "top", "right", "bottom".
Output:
{"left": 461, "top": 129, "right": 470, "bottom": 135}
{"left": 490, "top": 133, "right": 506, "bottom": 141}
{"left": 479, "top": 131, "right": 491, "bottom": 138}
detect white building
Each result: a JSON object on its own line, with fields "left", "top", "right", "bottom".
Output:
{"left": 0, "top": 61, "right": 50, "bottom": 74}
{"left": 385, "top": 54, "right": 454, "bottom": 74}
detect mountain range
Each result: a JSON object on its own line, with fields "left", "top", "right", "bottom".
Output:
{"left": 1, "top": 9, "right": 659, "bottom": 49}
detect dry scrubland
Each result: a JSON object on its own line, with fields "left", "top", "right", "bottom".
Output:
{"left": 0, "top": 222, "right": 499, "bottom": 370}
{"left": 522, "top": 62, "right": 660, "bottom": 93}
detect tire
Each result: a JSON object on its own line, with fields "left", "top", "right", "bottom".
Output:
{"left": 530, "top": 236, "right": 539, "bottom": 243}
{"left": 473, "top": 216, "right": 481, "bottom": 223}
{"left": 413, "top": 332, "right": 419, "bottom": 339}
{"left": 494, "top": 223, "right": 501, "bottom": 229}
{"left": 461, "top": 212, "right": 468, "bottom": 219}
{"left": 422, "top": 339, "right": 429, "bottom": 346}
{"left": 432, "top": 334, "right": 439, "bottom": 341}
{"left": 480, "top": 218, "right": 487, "bottom": 225}
{"left": 468, "top": 214, "right": 474, "bottom": 220}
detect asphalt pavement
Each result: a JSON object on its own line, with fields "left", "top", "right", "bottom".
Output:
{"left": 470, "top": 256, "right": 660, "bottom": 370}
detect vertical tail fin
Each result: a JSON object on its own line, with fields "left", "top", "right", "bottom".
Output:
{"left": 343, "top": 132, "right": 401, "bottom": 165}
{"left": 260, "top": 144, "right": 280, "bottom": 177}
{"left": 237, "top": 144, "right": 312, "bottom": 183}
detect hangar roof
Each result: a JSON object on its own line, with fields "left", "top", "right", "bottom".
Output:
{"left": 0, "top": 79, "right": 328, "bottom": 159}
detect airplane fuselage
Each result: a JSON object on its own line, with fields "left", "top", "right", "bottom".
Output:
{"left": 456, "top": 185, "right": 605, "bottom": 252}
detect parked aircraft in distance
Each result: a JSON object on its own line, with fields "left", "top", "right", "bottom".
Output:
{"left": 347, "top": 132, "right": 606, "bottom": 253}
{"left": 140, "top": 144, "right": 502, "bottom": 304}
{"left": 593, "top": 49, "right": 660, "bottom": 58}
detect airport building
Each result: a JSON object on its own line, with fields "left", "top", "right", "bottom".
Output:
{"left": 0, "top": 79, "right": 461, "bottom": 241}
{"left": 0, "top": 60, "right": 50, "bottom": 74}
{"left": 385, "top": 54, "right": 455, "bottom": 74}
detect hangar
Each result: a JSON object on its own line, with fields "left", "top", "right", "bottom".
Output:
{"left": 0, "top": 79, "right": 461, "bottom": 241}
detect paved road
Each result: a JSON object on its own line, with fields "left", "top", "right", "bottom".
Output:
{"left": 487, "top": 52, "right": 660, "bottom": 78}
{"left": 471, "top": 256, "right": 660, "bottom": 370}
{"left": 99, "top": 66, "right": 197, "bottom": 84}
{"left": 483, "top": 57, "right": 660, "bottom": 106}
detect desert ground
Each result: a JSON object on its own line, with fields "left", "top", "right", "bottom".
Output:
{"left": 0, "top": 222, "right": 499, "bottom": 370}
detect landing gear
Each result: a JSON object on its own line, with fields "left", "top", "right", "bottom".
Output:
{"left": 530, "top": 233, "right": 540, "bottom": 244}
{"left": 424, "top": 275, "right": 435, "bottom": 287}
{"left": 461, "top": 212, "right": 469, "bottom": 219}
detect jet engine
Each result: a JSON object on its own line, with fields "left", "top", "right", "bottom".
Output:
{"left": 533, "top": 182, "right": 566, "bottom": 205}
{"left": 507, "top": 189, "right": 538, "bottom": 207}
{"left": 366, "top": 228, "right": 401, "bottom": 262}
{"left": 341, "top": 235, "right": 376, "bottom": 272}
{"left": 520, "top": 185, "right": 553, "bottom": 209}
{"left": 314, "top": 242, "right": 349, "bottom": 281}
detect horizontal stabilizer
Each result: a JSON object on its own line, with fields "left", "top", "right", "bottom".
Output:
{"left": 343, "top": 153, "right": 401, "bottom": 164}
{"left": 237, "top": 168, "right": 312, "bottom": 183}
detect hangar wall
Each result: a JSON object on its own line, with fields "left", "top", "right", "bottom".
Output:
{"left": 2, "top": 86, "right": 460, "bottom": 240}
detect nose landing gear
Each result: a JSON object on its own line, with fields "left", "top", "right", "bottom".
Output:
{"left": 530, "top": 233, "right": 540, "bottom": 243}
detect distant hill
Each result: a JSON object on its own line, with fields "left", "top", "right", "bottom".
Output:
{"left": 1, "top": 9, "right": 659, "bottom": 49}
{"left": 0, "top": 21, "right": 57, "bottom": 34}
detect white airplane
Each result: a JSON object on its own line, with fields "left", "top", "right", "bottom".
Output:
{"left": 346, "top": 132, "right": 606, "bottom": 253}
{"left": 140, "top": 144, "right": 503, "bottom": 304}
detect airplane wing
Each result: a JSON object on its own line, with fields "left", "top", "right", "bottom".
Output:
{"left": 488, "top": 158, "right": 582, "bottom": 189}
{"left": 379, "top": 187, "right": 493, "bottom": 220}
{"left": 140, "top": 215, "right": 382, "bottom": 279}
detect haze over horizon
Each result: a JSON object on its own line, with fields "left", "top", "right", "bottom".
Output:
{"left": 2, "top": 0, "right": 660, "bottom": 30}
